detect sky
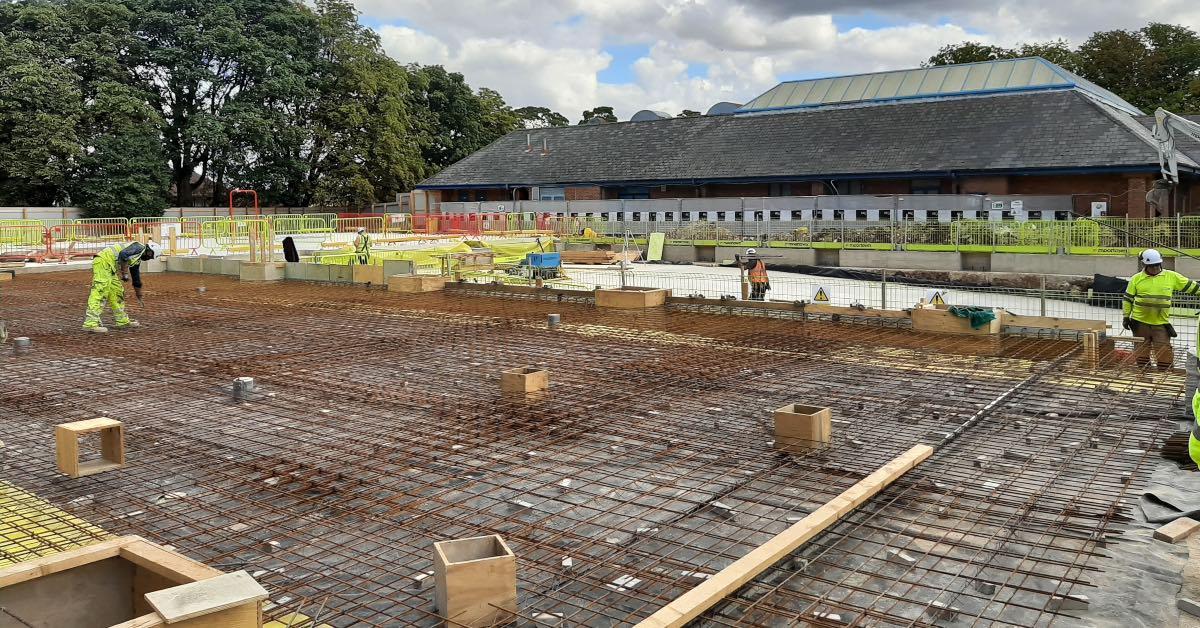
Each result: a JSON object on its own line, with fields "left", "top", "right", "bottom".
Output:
{"left": 355, "top": 0, "right": 1200, "bottom": 122}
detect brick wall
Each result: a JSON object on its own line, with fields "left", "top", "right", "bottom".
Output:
{"left": 650, "top": 185, "right": 702, "bottom": 199}
{"left": 1008, "top": 174, "right": 1132, "bottom": 215}
{"left": 565, "top": 186, "right": 603, "bottom": 201}
{"left": 958, "top": 176, "right": 1010, "bottom": 195}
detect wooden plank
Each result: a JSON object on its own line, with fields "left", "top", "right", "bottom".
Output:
{"left": 1005, "top": 314, "right": 1107, "bottom": 332}
{"left": 144, "top": 570, "right": 266, "bottom": 624}
{"left": 121, "top": 540, "right": 222, "bottom": 583}
{"left": 1154, "top": 517, "right": 1200, "bottom": 543}
{"left": 664, "top": 296, "right": 911, "bottom": 320}
{"left": 0, "top": 536, "right": 131, "bottom": 587}
{"left": 635, "top": 445, "right": 933, "bottom": 628}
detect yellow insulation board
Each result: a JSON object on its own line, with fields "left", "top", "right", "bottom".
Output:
{"left": 0, "top": 480, "right": 110, "bottom": 567}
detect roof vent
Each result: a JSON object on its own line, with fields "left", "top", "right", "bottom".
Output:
{"left": 630, "top": 110, "right": 672, "bottom": 122}
{"left": 705, "top": 102, "right": 742, "bottom": 116}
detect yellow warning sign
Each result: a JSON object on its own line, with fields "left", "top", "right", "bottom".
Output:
{"left": 813, "top": 286, "right": 830, "bottom": 302}
{"left": 924, "top": 289, "right": 947, "bottom": 306}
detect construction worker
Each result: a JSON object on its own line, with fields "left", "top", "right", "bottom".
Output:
{"left": 1192, "top": 390, "right": 1200, "bottom": 469}
{"left": 742, "top": 248, "right": 770, "bottom": 301}
{"left": 82, "top": 241, "right": 159, "bottom": 333}
{"left": 1123, "top": 249, "right": 1200, "bottom": 367}
{"left": 580, "top": 226, "right": 598, "bottom": 239}
{"left": 353, "top": 227, "right": 371, "bottom": 265}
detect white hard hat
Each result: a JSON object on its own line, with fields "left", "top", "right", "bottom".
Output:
{"left": 746, "top": 248, "right": 757, "bottom": 255}
{"left": 146, "top": 242, "right": 162, "bottom": 258}
{"left": 356, "top": 227, "right": 366, "bottom": 233}
{"left": 1140, "top": 249, "right": 1164, "bottom": 265}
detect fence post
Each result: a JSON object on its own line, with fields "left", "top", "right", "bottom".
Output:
{"left": 1178, "top": 214, "right": 1183, "bottom": 251}
{"left": 1040, "top": 275, "right": 1047, "bottom": 317}
{"left": 1124, "top": 216, "right": 1129, "bottom": 252}
{"left": 880, "top": 270, "right": 888, "bottom": 310}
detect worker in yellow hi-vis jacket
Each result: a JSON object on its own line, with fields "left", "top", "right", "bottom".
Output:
{"left": 82, "top": 241, "right": 159, "bottom": 333}
{"left": 1123, "top": 249, "right": 1200, "bottom": 367}
{"left": 353, "top": 227, "right": 371, "bottom": 265}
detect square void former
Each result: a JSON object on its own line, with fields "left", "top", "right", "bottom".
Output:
{"left": 500, "top": 366, "right": 549, "bottom": 393}
{"left": 56, "top": 418, "right": 125, "bottom": 478}
{"left": 433, "top": 534, "right": 517, "bottom": 627}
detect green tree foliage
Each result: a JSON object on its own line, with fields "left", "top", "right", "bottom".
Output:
{"left": 0, "top": 0, "right": 570, "bottom": 211}
{"left": 407, "top": 65, "right": 521, "bottom": 171}
{"left": 579, "top": 105, "right": 617, "bottom": 124}
{"left": 515, "top": 106, "right": 568, "bottom": 128}
{"left": 928, "top": 25, "right": 1200, "bottom": 113}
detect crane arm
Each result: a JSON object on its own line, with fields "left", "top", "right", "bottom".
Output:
{"left": 1153, "top": 107, "right": 1200, "bottom": 184}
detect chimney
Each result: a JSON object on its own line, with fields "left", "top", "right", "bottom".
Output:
{"left": 525, "top": 133, "right": 533, "bottom": 153}
{"left": 541, "top": 137, "right": 549, "bottom": 156}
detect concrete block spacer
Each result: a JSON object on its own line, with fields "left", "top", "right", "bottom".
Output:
{"left": 12, "top": 336, "right": 31, "bottom": 355}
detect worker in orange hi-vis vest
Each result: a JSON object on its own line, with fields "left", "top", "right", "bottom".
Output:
{"left": 742, "top": 248, "right": 770, "bottom": 301}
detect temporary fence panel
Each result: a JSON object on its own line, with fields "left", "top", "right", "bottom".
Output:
{"left": 384, "top": 213, "right": 412, "bottom": 234}
{"left": 332, "top": 217, "right": 385, "bottom": 243}
{"left": 0, "top": 224, "right": 48, "bottom": 261}
{"left": 272, "top": 214, "right": 335, "bottom": 236}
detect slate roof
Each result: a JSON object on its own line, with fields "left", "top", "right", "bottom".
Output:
{"left": 418, "top": 90, "right": 1199, "bottom": 189}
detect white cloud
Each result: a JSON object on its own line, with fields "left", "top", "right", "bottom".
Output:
{"left": 355, "top": 0, "right": 1200, "bottom": 121}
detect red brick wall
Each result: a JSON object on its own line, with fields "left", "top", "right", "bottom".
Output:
{"left": 958, "top": 176, "right": 1010, "bottom": 195}
{"left": 705, "top": 183, "right": 770, "bottom": 197}
{"left": 565, "top": 186, "right": 602, "bottom": 201}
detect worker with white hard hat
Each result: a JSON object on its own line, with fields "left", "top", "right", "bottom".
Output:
{"left": 1123, "top": 249, "right": 1199, "bottom": 368}
{"left": 740, "top": 248, "right": 770, "bottom": 301}
{"left": 82, "top": 241, "right": 160, "bottom": 333}
{"left": 353, "top": 226, "right": 371, "bottom": 265}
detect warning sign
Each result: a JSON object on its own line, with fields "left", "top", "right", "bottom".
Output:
{"left": 812, "top": 286, "right": 831, "bottom": 303}
{"left": 924, "top": 289, "right": 948, "bottom": 306}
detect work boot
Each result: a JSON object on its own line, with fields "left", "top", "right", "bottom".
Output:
{"left": 84, "top": 326, "right": 109, "bottom": 333}
{"left": 114, "top": 321, "right": 141, "bottom": 329}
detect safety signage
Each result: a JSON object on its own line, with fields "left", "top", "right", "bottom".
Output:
{"left": 924, "top": 289, "right": 948, "bottom": 306}
{"left": 812, "top": 286, "right": 831, "bottom": 303}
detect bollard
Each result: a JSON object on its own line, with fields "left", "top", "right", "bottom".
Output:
{"left": 12, "top": 337, "right": 31, "bottom": 355}
{"left": 547, "top": 313, "right": 561, "bottom": 329}
{"left": 232, "top": 377, "right": 256, "bottom": 401}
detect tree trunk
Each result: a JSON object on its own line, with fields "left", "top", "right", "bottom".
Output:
{"left": 174, "top": 167, "right": 193, "bottom": 207}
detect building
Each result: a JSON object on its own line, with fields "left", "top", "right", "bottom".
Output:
{"left": 416, "top": 57, "right": 1200, "bottom": 218}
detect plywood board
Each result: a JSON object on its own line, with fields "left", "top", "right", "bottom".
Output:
{"left": 1155, "top": 517, "right": 1200, "bottom": 543}
{"left": 635, "top": 444, "right": 934, "bottom": 628}
{"left": 144, "top": 570, "right": 266, "bottom": 624}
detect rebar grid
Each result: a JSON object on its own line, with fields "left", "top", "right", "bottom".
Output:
{"left": 0, "top": 272, "right": 1180, "bottom": 627}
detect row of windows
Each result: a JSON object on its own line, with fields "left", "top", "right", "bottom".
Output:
{"left": 550, "top": 210, "right": 1073, "bottom": 222}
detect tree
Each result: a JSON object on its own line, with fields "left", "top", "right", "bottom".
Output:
{"left": 515, "top": 105, "right": 568, "bottom": 128}
{"left": 924, "top": 42, "right": 1010, "bottom": 67}
{"left": 1077, "top": 24, "right": 1200, "bottom": 113}
{"left": 407, "top": 65, "right": 521, "bottom": 172}
{"left": 678, "top": 109, "right": 701, "bottom": 117}
{"left": 579, "top": 105, "right": 617, "bottom": 124}
{"left": 127, "top": 0, "right": 316, "bottom": 207}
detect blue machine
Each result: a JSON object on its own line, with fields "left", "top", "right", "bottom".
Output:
{"left": 526, "top": 252, "right": 561, "bottom": 268}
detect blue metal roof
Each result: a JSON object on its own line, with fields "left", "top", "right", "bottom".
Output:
{"left": 737, "top": 57, "right": 1144, "bottom": 116}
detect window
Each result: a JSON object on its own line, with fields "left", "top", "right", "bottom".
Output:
{"left": 632, "top": 212, "right": 641, "bottom": 221}
{"left": 600, "top": 213, "right": 609, "bottom": 220}
{"left": 833, "top": 210, "right": 844, "bottom": 220}
{"left": 754, "top": 211, "right": 764, "bottom": 221}
{"left": 649, "top": 212, "right": 658, "bottom": 221}
{"left": 768, "top": 183, "right": 793, "bottom": 197}
{"left": 879, "top": 210, "right": 892, "bottom": 221}
{"left": 856, "top": 210, "right": 868, "bottom": 221}
{"left": 911, "top": 179, "right": 941, "bottom": 194}
{"left": 665, "top": 212, "right": 674, "bottom": 221}
{"left": 791, "top": 210, "right": 804, "bottom": 220}
{"left": 951, "top": 210, "right": 963, "bottom": 221}
{"left": 539, "top": 186, "right": 566, "bottom": 201}
{"left": 1002, "top": 211, "right": 1014, "bottom": 221}
{"left": 769, "top": 211, "right": 781, "bottom": 220}
{"left": 457, "top": 190, "right": 471, "bottom": 202}
{"left": 616, "top": 212, "right": 625, "bottom": 221}
{"left": 476, "top": 190, "right": 488, "bottom": 201}
{"left": 1055, "top": 211, "right": 1071, "bottom": 221}
{"left": 717, "top": 211, "right": 727, "bottom": 221}
{"left": 925, "top": 211, "right": 938, "bottom": 222}
{"left": 902, "top": 210, "right": 915, "bottom": 220}
{"left": 585, "top": 212, "right": 593, "bottom": 217}
{"left": 1027, "top": 210, "right": 1042, "bottom": 220}
{"left": 617, "top": 186, "right": 651, "bottom": 199}
{"left": 698, "top": 212, "right": 709, "bottom": 221}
